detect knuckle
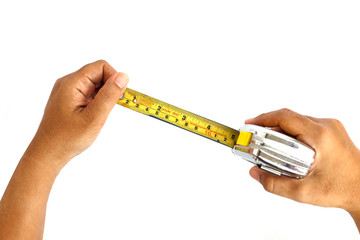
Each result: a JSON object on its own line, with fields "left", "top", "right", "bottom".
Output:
{"left": 280, "top": 108, "right": 293, "bottom": 114}
{"left": 279, "top": 108, "right": 308, "bottom": 124}
{"left": 327, "top": 118, "right": 344, "bottom": 129}
{"left": 53, "top": 77, "right": 63, "bottom": 89}
{"left": 317, "top": 124, "right": 330, "bottom": 137}
{"left": 77, "top": 64, "right": 90, "bottom": 76}
{"left": 96, "top": 59, "right": 108, "bottom": 64}
{"left": 279, "top": 108, "right": 298, "bottom": 119}
{"left": 78, "top": 59, "right": 108, "bottom": 74}
{"left": 317, "top": 118, "right": 344, "bottom": 138}
{"left": 52, "top": 76, "right": 70, "bottom": 93}
{"left": 94, "top": 59, "right": 108, "bottom": 66}
{"left": 278, "top": 108, "right": 294, "bottom": 117}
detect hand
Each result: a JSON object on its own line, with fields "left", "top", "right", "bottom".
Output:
{"left": 32, "top": 60, "right": 129, "bottom": 169}
{"left": 246, "top": 109, "right": 360, "bottom": 219}
{"left": 0, "top": 60, "right": 129, "bottom": 239}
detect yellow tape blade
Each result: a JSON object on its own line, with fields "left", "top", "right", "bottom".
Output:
{"left": 117, "top": 88, "right": 239, "bottom": 148}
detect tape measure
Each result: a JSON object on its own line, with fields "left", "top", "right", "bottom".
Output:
{"left": 117, "top": 88, "right": 315, "bottom": 178}
{"left": 117, "top": 88, "right": 239, "bottom": 148}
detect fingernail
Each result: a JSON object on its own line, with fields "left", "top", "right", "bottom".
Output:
{"left": 114, "top": 73, "right": 128, "bottom": 89}
{"left": 249, "top": 168, "right": 260, "bottom": 183}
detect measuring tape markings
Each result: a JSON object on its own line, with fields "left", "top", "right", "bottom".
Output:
{"left": 117, "top": 88, "right": 239, "bottom": 148}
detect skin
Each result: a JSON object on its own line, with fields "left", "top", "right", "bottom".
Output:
{"left": 0, "top": 62, "right": 359, "bottom": 238}
{"left": 0, "top": 60, "right": 129, "bottom": 239}
{"left": 246, "top": 109, "right": 360, "bottom": 232}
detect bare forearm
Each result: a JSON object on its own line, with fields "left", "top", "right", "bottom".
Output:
{"left": 0, "top": 140, "right": 62, "bottom": 240}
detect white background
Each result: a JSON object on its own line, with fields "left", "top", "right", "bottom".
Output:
{"left": 0, "top": 0, "right": 359, "bottom": 239}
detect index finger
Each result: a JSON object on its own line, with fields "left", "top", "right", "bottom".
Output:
{"left": 245, "top": 108, "right": 319, "bottom": 148}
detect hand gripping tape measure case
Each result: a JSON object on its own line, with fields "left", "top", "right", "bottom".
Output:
{"left": 233, "top": 124, "right": 315, "bottom": 178}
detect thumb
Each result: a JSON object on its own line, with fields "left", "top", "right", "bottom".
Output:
{"left": 85, "top": 72, "right": 129, "bottom": 124}
{"left": 249, "top": 166, "right": 305, "bottom": 202}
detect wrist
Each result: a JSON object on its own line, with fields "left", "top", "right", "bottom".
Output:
{"left": 24, "top": 133, "right": 71, "bottom": 174}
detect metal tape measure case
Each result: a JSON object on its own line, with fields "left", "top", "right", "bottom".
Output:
{"left": 233, "top": 124, "right": 315, "bottom": 178}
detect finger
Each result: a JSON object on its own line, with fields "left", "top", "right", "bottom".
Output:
{"left": 67, "top": 60, "right": 118, "bottom": 100}
{"left": 245, "top": 108, "right": 319, "bottom": 148}
{"left": 84, "top": 72, "right": 129, "bottom": 125}
{"left": 77, "top": 59, "right": 117, "bottom": 87}
{"left": 249, "top": 166, "right": 306, "bottom": 203}
{"left": 305, "top": 115, "right": 322, "bottom": 123}
{"left": 267, "top": 126, "right": 287, "bottom": 134}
